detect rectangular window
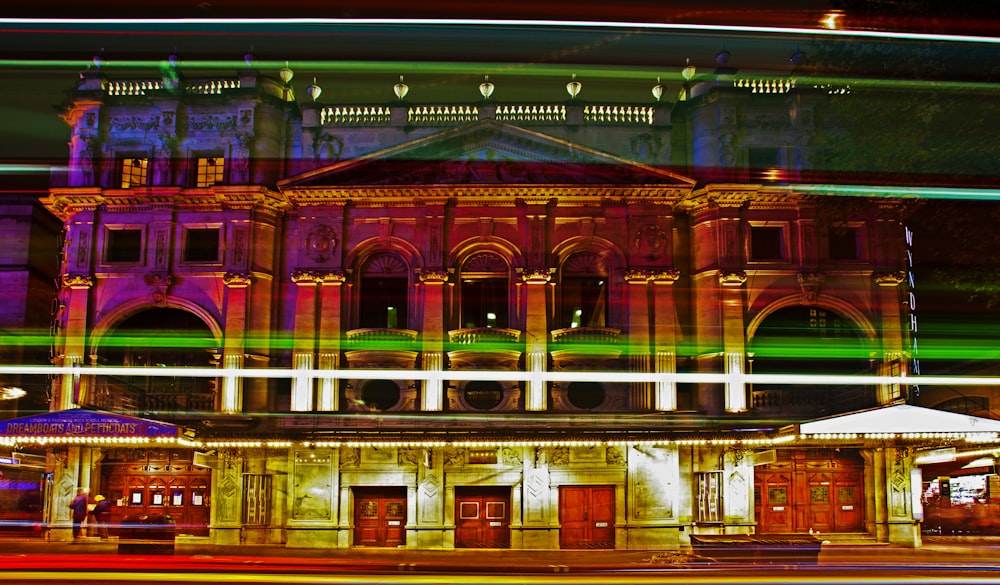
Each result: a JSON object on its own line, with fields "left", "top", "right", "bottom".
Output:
{"left": 183, "top": 227, "right": 221, "bottom": 263}
{"left": 105, "top": 228, "right": 143, "bottom": 263}
{"left": 697, "top": 471, "right": 723, "bottom": 523}
{"left": 750, "top": 226, "right": 784, "bottom": 260}
{"left": 120, "top": 157, "right": 148, "bottom": 188}
{"left": 829, "top": 227, "right": 859, "bottom": 260}
{"left": 195, "top": 156, "right": 225, "bottom": 187}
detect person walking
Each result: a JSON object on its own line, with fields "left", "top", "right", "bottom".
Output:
{"left": 92, "top": 495, "right": 111, "bottom": 540}
{"left": 69, "top": 488, "right": 89, "bottom": 540}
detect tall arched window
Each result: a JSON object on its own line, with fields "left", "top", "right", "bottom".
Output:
{"left": 459, "top": 252, "right": 509, "bottom": 329}
{"left": 359, "top": 252, "right": 409, "bottom": 329}
{"left": 560, "top": 252, "right": 608, "bottom": 328}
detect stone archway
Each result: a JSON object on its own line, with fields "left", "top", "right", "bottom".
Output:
{"left": 748, "top": 305, "right": 873, "bottom": 418}
{"left": 95, "top": 307, "right": 217, "bottom": 415}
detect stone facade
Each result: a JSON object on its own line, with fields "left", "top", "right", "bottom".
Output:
{"left": 18, "top": 63, "right": 945, "bottom": 549}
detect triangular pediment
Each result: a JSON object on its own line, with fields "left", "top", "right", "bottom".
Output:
{"left": 799, "top": 404, "right": 1000, "bottom": 435}
{"left": 279, "top": 120, "right": 695, "bottom": 188}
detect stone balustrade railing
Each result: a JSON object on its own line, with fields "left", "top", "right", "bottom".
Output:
{"left": 550, "top": 327, "right": 622, "bottom": 345}
{"left": 448, "top": 327, "right": 522, "bottom": 345}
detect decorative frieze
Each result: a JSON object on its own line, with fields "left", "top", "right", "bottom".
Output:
{"left": 291, "top": 270, "right": 322, "bottom": 284}
{"left": 650, "top": 268, "right": 681, "bottom": 284}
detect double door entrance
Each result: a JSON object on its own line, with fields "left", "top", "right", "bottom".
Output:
{"left": 455, "top": 487, "right": 510, "bottom": 548}
{"left": 754, "top": 450, "right": 864, "bottom": 534}
{"left": 354, "top": 487, "right": 406, "bottom": 547}
{"left": 559, "top": 485, "right": 615, "bottom": 549}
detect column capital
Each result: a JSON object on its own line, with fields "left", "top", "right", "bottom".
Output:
{"left": 624, "top": 269, "right": 654, "bottom": 284}
{"left": 416, "top": 268, "right": 450, "bottom": 284}
{"left": 291, "top": 269, "right": 322, "bottom": 285}
{"left": 61, "top": 273, "right": 94, "bottom": 289}
{"left": 320, "top": 270, "right": 346, "bottom": 285}
{"left": 874, "top": 271, "right": 906, "bottom": 287}
{"left": 518, "top": 267, "right": 555, "bottom": 285}
{"left": 718, "top": 270, "right": 748, "bottom": 287}
{"left": 650, "top": 268, "right": 681, "bottom": 284}
{"left": 223, "top": 271, "right": 252, "bottom": 288}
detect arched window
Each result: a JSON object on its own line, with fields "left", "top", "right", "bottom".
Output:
{"left": 459, "top": 252, "right": 509, "bottom": 329}
{"left": 560, "top": 252, "right": 608, "bottom": 328}
{"left": 359, "top": 252, "right": 409, "bottom": 329}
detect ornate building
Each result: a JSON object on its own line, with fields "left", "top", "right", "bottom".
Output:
{"left": 3, "top": 58, "right": 999, "bottom": 549}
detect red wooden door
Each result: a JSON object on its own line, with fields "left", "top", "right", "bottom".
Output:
{"left": 455, "top": 487, "right": 510, "bottom": 548}
{"left": 559, "top": 486, "right": 614, "bottom": 549}
{"left": 756, "top": 473, "right": 793, "bottom": 533}
{"left": 833, "top": 472, "right": 863, "bottom": 532}
{"left": 354, "top": 487, "right": 406, "bottom": 547}
{"left": 807, "top": 473, "right": 834, "bottom": 532}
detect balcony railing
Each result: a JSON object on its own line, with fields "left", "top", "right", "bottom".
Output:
{"left": 550, "top": 327, "right": 621, "bottom": 346}
{"left": 448, "top": 327, "right": 522, "bottom": 345}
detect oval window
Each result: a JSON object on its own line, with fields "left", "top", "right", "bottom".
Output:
{"left": 362, "top": 380, "right": 401, "bottom": 411}
{"left": 567, "top": 382, "right": 605, "bottom": 410}
{"left": 463, "top": 380, "right": 504, "bottom": 410}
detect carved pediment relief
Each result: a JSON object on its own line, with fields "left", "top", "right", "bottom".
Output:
{"left": 279, "top": 120, "right": 695, "bottom": 189}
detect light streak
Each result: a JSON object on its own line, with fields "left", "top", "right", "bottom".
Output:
{"left": 1, "top": 364, "right": 999, "bottom": 387}
{"left": 0, "top": 17, "right": 997, "bottom": 45}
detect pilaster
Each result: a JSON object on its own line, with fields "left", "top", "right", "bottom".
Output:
{"left": 520, "top": 268, "right": 553, "bottom": 411}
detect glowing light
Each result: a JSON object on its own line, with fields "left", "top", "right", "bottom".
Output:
{"left": 820, "top": 12, "right": 844, "bottom": 30}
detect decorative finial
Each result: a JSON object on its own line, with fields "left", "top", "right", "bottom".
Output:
{"left": 307, "top": 77, "right": 322, "bottom": 102}
{"left": 790, "top": 45, "right": 806, "bottom": 66}
{"left": 716, "top": 46, "right": 731, "bottom": 66}
{"left": 279, "top": 61, "right": 294, "bottom": 85}
{"left": 566, "top": 74, "right": 582, "bottom": 99}
{"left": 393, "top": 75, "right": 409, "bottom": 100}
{"left": 681, "top": 59, "right": 696, "bottom": 82}
{"left": 651, "top": 77, "right": 664, "bottom": 102}
{"left": 93, "top": 49, "right": 106, "bottom": 70}
{"left": 479, "top": 75, "right": 495, "bottom": 100}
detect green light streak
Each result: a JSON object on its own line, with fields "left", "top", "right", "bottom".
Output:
{"left": 775, "top": 184, "right": 1000, "bottom": 201}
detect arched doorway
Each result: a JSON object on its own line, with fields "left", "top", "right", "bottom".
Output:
{"left": 749, "top": 306, "right": 873, "bottom": 418}
{"left": 95, "top": 308, "right": 217, "bottom": 416}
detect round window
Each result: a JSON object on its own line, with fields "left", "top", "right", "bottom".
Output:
{"left": 567, "top": 382, "right": 605, "bottom": 410}
{"left": 463, "top": 380, "right": 504, "bottom": 410}
{"left": 362, "top": 380, "right": 401, "bottom": 411}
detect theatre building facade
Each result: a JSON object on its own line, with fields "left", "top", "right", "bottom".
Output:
{"left": 4, "top": 61, "right": 999, "bottom": 549}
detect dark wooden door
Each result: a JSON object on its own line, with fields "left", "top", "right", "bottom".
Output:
{"left": 757, "top": 473, "right": 793, "bottom": 533}
{"left": 354, "top": 487, "right": 406, "bottom": 547}
{"left": 559, "top": 485, "right": 614, "bottom": 549}
{"left": 455, "top": 486, "right": 511, "bottom": 548}
{"left": 755, "top": 450, "right": 865, "bottom": 534}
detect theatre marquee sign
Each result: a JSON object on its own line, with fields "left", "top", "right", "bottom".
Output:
{"left": 1, "top": 409, "right": 179, "bottom": 439}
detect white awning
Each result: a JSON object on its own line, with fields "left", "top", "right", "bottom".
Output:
{"left": 800, "top": 404, "right": 1000, "bottom": 435}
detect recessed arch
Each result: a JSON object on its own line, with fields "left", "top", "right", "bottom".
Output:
{"left": 89, "top": 297, "right": 222, "bottom": 357}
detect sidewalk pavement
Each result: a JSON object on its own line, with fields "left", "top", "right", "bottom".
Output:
{"left": 1, "top": 535, "right": 998, "bottom": 571}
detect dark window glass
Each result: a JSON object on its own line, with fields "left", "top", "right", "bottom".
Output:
{"left": 463, "top": 381, "right": 504, "bottom": 410}
{"left": 751, "top": 226, "right": 783, "bottom": 260}
{"left": 560, "top": 277, "right": 607, "bottom": 328}
{"left": 567, "top": 381, "right": 605, "bottom": 410}
{"left": 748, "top": 147, "right": 780, "bottom": 169}
{"left": 184, "top": 228, "right": 220, "bottom": 263}
{"left": 829, "top": 228, "right": 859, "bottom": 260}
{"left": 361, "top": 380, "right": 400, "bottom": 411}
{"left": 359, "top": 277, "right": 408, "bottom": 329}
{"left": 461, "top": 278, "right": 508, "bottom": 328}
{"left": 106, "top": 229, "right": 142, "bottom": 263}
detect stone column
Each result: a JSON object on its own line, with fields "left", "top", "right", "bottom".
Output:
{"left": 719, "top": 271, "right": 748, "bottom": 413}
{"left": 291, "top": 270, "right": 320, "bottom": 412}
{"left": 874, "top": 271, "right": 907, "bottom": 405}
{"left": 317, "top": 271, "right": 345, "bottom": 411}
{"left": 521, "top": 269, "right": 553, "bottom": 412}
{"left": 418, "top": 269, "right": 449, "bottom": 411}
{"left": 651, "top": 269, "right": 680, "bottom": 411}
{"left": 624, "top": 270, "right": 652, "bottom": 410}
{"left": 58, "top": 274, "right": 93, "bottom": 410}
{"left": 220, "top": 272, "right": 251, "bottom": 413}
